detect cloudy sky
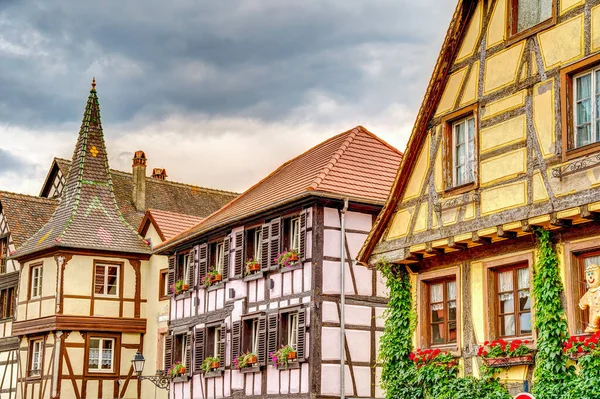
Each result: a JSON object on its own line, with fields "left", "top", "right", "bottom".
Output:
{"left": 0, "top": 0, "right": 455, "bottom": 195}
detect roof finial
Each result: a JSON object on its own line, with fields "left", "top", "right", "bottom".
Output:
{"left": 91, "top": 77, "right": 96, "bottom": 92}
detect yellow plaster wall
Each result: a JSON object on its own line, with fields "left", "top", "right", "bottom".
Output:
{"left": 86, "top": 381, "right": 99, "bottom": 399}
{"left": 481, "top": 181, "right": 527, "bottom": 215}
{"left": 41, "top": 298, "right": 55, "bottom": 317}
{"left": 483, "top": 42, "right": 525, "bottom": 95}
{"left": 413, "top": 203, "right": 428, "bottom": 233}
{"left": 481, "top": 90, "right": 526, "bottom": 120}
{"left": 592, "top": 5, "right": 600, "bottom": 52}
{"left": 561, "top": 0, "right": 584, "bottom": 14}
{"left": 435, "top": 68, "right": 467, "bottom": 116}
{"left": 65, "top": 346, "right": 85, "bottom": 375}
{"left": 123, "top": 264, "right": 135, "bottom": 299}
{"left": 538, "top": 15, "right": 584, "bottom": 70}
{"left": 480, "top": 148, "right": 527, "bottom": 186}
{"left": 92, "top": 300, "right": 119, "bottom": 317}
{"left": 460, "top": 61, "right": 480, "bottom": 106}
{"left": 547, "top": 163, "right": 600, "bottom": 196}
{"left": 480, "top": 114, "right": 527, "bottom": 154}
{"left": 533, "top": 79, "right": 556, "bottom": 158}
{"left": 386, "top": 207, "right": 414, "bottom": 240}
{"left": 471, "top": 261, "right": 484, "bottom": 344}
{"left": 532, "top": 171, "right": 549, "bottom": 203}
{"left": 63, "top": 298, "right": 90, "bottom": 316}
{"left": 123, "top": 301, "right": 134, "bottom": 318}
{"left": 63, "top": 256, "right": 92, "bottom": 297}
{"left": 464, "top": 203, "right": 475, "bottom": 220}
{"left": 486, "top": 0, "right": 506, "bottom": 48}
{"left": 455, "top": 2, "right": 482, "bottom": 63}
{"left": 441, "top": 207, "right": 459, "bottom": 227}
{"left": 402, "top": 136, "right": 430, "bottom": 201}
{"left": 434, "top": 145, "right": 443, "bottom": 192}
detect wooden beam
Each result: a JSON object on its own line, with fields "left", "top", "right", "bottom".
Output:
{"left": 471, "top": 232, "right": 491, "bottom": 245}
{"left": 497, "top": 225, "right": 517, "bottom": 239}
{"left": 425, "top": 242, "right": 445, "bottom": 255}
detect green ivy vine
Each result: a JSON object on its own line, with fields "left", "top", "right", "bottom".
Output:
{"left": 532, "top": 228, "right": 574, "bottom": 398}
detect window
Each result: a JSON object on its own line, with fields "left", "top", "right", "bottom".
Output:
{"left": 88, "top": 337, "right": 114, "bottom": 372}
{"left": 94, "top": 264, "right": 119, "bottom": 296}
{"left": 509, "top": 0, "right": 554, "bottom": 36}
{"left": 159, "top": 269, "right": 169, "bottom": 300}
{"left": 0, "top": 237, "right": 7, "bottom": 273}
{"left": 428, "top": 279, "right": 457, "bottom": 346}
{"left": 30, "top": 264, "right": 42, "bottom": 299}
{"left": 443, "top": 106, "right": 478, "bottom": 193}
{"left": 173, "top": 333, "right": 188, "bottom": 364}
{"left": 496, "top": 265, "right": 532, "bottom": 338}
{"left": 280, "top": 311, "right": 299, "bottom": 349}
{"left": 28, "top": 339, "right": 43, "bottom": 377}
{"left": 575, "top": 251, "right": 600, "bottom": 332}
{"left": 242, "top": 318, "right": 260, "bottom": 354}
{"left": 573, "top": 69, "right": 600, "bottom": 149}
{"left": 206, "top": 325, "right": 224, "bottom": 358}
{"left": 0, "top": 287, "right": 14, "bottom": 319}
{"left": 176, "top": 252, "right": 191, "bottom": 281}
{"left": 215, "top": 242, "right": 224, "bottom": 274}
{"left": 283, "top": 216, "right": 301, "bottom": 253}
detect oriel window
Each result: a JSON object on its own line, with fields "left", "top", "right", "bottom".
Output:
{"left": 88, "top": 337, "right": 114, "bottom": 372}
{"left": 94, "top": 264, "right": 119, "bottom": 296}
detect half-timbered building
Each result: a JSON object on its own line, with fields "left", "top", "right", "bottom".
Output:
{"left": 7, "top": 80, "right": 236, "bottom": 399}
{"left": 157, "top": 126, "right": 402, "bottom": 399}
{"left": 359, "top": 0, "right": 600, "bottom": 394}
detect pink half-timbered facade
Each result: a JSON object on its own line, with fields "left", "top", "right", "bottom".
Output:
{"left": 157, "top": 126, "right": 402, "bottom": 398}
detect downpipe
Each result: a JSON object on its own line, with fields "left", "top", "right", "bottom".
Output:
{"left": 340, "top": 198, "right": 349, "bottom": 399}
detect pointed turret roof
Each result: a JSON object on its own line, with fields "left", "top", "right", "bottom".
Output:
{"left": 14, "top": 79, "right": 150, "bottom": 259}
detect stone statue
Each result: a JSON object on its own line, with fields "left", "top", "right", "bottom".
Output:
{"left": 579, "top": 263, "right": 600, "bottom": 333}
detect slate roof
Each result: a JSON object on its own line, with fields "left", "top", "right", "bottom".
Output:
{"left": 139, "top": 209, "right": 204, "bottom": 241}
{"left": 14, "top": 82, "right": 151, "bottom": 258}
{"left": 157, "top": 126, "right": 402, "bottom": 251}
{"left": 0, "top": 192, "right": 58, "bottom": 248}
{"left": 48, "top": 158, "right": 237, "bottom": 228}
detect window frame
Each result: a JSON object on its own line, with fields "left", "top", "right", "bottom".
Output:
{"left": 206, "top": 324, "right": 224, "bottom": 359}
{"left": 0, "top": 236, "right": 7, "bottom": 274}
{"left": 215, "top": 241, "right": 225, "bottom": 274}
{"left": 483, "top": 253, "right": 535, "bottom": 342}
{"left": 442, "top": 104, "right": 479, "bottom": 196}
{"left": 93, "top": 263, "right": 120, "bottom": 298}
{"left": 28, "top": 337, "right": 44, "bottom": 379}
{"left": 279, "top": 308, "right": 300, "bottom": 350}
{"left": 494, "top": 263, "right": 532, "bottom": 338}
{"left": 29, "top": 263, "right": 43, "bottom": 300}
{"left": 561, "top": 53, "right": 600, "bottom": 161}
{"left": 176, "top": 251, "right": 191, "bottom": 282}
{"left": 173, "top": 332, "right": 188, "bottom": 365}
{"left": 506, "top": 0, "right": 556, "bottom": 44}
{"left": 159, "top": 269, "right": 169, "bottom": 301}
{"left": 0, "top": 287, "right": 14, "bottom": 319}
{"left": 241, "top": 315, "right": 261, "bottom": 355}
{"left": 84, "top": 333, "right": 121, "bottom": 376}
{"left": 417, "top": 267, "right": 461, "bottom": 351}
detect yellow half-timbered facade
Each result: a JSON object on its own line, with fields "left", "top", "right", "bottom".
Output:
{"left": 360, "top": 0, "right": 600, "bottom": 393}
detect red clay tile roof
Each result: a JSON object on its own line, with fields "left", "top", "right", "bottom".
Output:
{"left": 157, "top": 126, "right": 402, "bottom": 251}
{"left": 140, "top": 209, "right": 204, "bottom": 241}
{"left": 48, "top": 158, "right": 237, "bottom": 228}
{"left": 0, "top": 192, "right": 58, "bottom": 248}
{"left": 14, "top": 85, "right": 150, "bottom": 258}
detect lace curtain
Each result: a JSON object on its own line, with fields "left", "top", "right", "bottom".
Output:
{"left": 431, "top": 284, "right": 444, "bottom": 311}
{"left": 517, "top": 0, "right": 552, "bottom": 33}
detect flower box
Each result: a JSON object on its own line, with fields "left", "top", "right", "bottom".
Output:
{"left": 210, "top": 360, "right": 220, "bottom": 370}
{"left": 287, "top": 351, "right": 297, "bottom": 360}
{"left": 248, "top": 262, "right": 261, "bottom": 272}
{"left": 182, "top": 283, "right": 189, "bottom": 291}
{"left": 289, "top": 253, "right": 299, "bottom": 262}
{"left": 246, "top": 354, "right": 257, "bottom": 365}
{"left": 483, "top": 355, "right": 534, "bottom": 368}
{"left": 211, "top": 274, "right": 222, "bottom": 283}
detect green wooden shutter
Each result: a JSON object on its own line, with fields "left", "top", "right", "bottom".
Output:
{"left": 222, "top": 237, "right": 230, "bottom": 281}
{"left": 269, "top": 217, "right": 282, "bottom": 268}
{"left": 234, "top": 231, "right": 244, "bottom": 278}
{"left": 297, "top": 308, "right": 307, "bottom": 362}
{"left": 267, "top": 313, "right": 279, "bottom": 365}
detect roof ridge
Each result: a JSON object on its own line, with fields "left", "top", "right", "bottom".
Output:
{"left": 0, "top": 190, "right": 58, "bottom": 204}
{"left": 354, "top": 125, "right": 403, "bottom": 155}
{"left": 308, "top": 128, "right": 358, "bottom": 191}
{"left": 57, "top": 157, "right": 238, "bottom": 197}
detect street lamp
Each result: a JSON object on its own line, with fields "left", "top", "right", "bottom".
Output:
{"left": 131, "top": 352, "right": 170, "bottom": 392}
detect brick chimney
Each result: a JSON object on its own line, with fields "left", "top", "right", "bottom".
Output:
{"left": 151, "top": 168, "right": 167, "bottom": 180}
{"left": 132, "top": 151, "right": 147, "bottom": 211}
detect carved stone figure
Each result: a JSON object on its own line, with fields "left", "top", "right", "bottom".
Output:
{"left": 579, "top": 263, "right": 600, "bottom": 333}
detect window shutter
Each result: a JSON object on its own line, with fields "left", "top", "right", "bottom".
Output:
{"left": 269, "top": 217, "right": 282, "bottom": 268}
{"left": 297, "top": 309, "right": 307, "bottom": 362}
{"left": 164, "top": 334, "right": 173, "bottom": 371}
{"left": 222, "top": 237, "right": 230, "bottom": 281}
{"left": 260, "top": 224, "right": 270, "bottom": 271}
{"left": 187, "top": 249, "right": 195, "bottom": 287}
{"left": 231, "top": 321, "right": 241, "bottom": 365}
{"left": 197, "top": 243, "right": 208, "bottom": 287}
{"left": 257, "top": 316, "right": 267, "bottom": 366}
{"left": 299, "top": 210, "right": 307, "bottom": 261}
{"left": 234, "top": 231, "right": 244, "bottom": 278}
{"left": 219, "top": 323, "right": 227, "bottom": 370}
{"left": 267, "top": 313, "right": 279, "bottom": 365}
{"left": 194, "top": 328, "right": 205, "bottom": 373}
{"left": 185, "top": 331, "right": 192, "bottom": 374}
{"left": 167, "top": 256, "right": 175, "bottom": 295}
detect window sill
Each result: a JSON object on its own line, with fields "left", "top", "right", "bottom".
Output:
{"left": 207, "top": 283, "right": 225, "bottom": 292}
{"left": 563, "top": 142, "right": 600, "bottom": 162}
{"left": 425, "top": 345, "right": 461, "bottom": 358}
{"left": 159, "top": 295, "right": 169, "bottom": 301}
{"left": 204, "top": 370, "right": 223, "bottom": 378}
{"left": 172, "top": 374, "right": 190, "bottom": 383}
{"left": 280, "top": 263, "right": 302, "bottom": 274}
{"left": 240, "top": 366, "right": 261, "bottom": 374}
{"left": 443, "top": 182, "right": 476, "bottom": 198}
{"left": 0, "top": 317, "right": 14, "bottom": 323}
{"left": 243, "top": 272, "right": 264, "bottom": 282}
{"left": 276, "top": 361, "right": 301, "bottom": 370}
{"left": 26, "top": 374, "right": 42, "bottom": 381}
{"left": 506, "top": 18, "right": 555, "bottom": 47}
{"left": 174, "top": 291, "right": 191, "bottom": 300}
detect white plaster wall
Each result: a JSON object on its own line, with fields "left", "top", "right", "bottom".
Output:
{"left": 322, "top": 260, "right": 355, "bottom": 295}
{"left": 324, "top": 207, "right": 341, "bottom": 228}
{"left": 322, "top": 327, "right": 341, "bottom": 361}
{"left": 344, "top": 304, "right": 372, "bottom": 326}
{"left": 347, "top": 330, "right": 371, "bottom": 362}
{"left": 322, "top": 301, "right": 339, "bottom": 323}
{"left": 321, "top": 364, "right": 353, "bottom": 396}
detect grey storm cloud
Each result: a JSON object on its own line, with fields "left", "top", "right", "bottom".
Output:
{"left": 0, "top": 0, "right": 456, "bottom": 131}
{"left": 0, "top": 149, "right": 31, "bottom": 175}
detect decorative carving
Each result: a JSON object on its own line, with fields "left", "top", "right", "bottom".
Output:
{"left": 54, "top": 253, "right": 73, "bottom": 314}
{"left": 434, "top": 192, "right": 479, "bottom": 213}
{"left": 552, "top": 153, "right": 600, "bottom": 180}
{"left": 579, "top": 263, "right": 600, "bottom": 333}
{"left": 128, "top": 259, "right": 142, "bottom": 318}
